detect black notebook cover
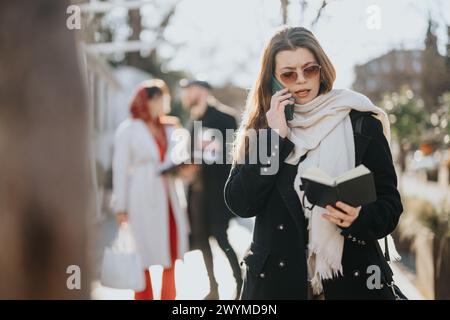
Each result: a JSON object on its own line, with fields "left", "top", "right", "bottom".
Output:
{"left": 300, "top": 172, "right": 377, "bottom": 208}
{"left": 159, "top": 155, "right": 203, "bottom": 175}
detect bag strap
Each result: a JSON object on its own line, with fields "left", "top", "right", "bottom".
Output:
{"left": 355, "top": 113, "right": 364, "bottom": 135}
{"left": 350, "top": 110, "right": 374, "bottom": 136}
{"left": 351, "top": 111, "right": 394, "bottom": 274}
{"left": 385, "top": 236, "right": 391, "bottom": 262}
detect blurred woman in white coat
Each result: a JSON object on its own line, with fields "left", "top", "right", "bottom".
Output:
{"left": 112, "top": 79, "right": 190, "bottom": 300}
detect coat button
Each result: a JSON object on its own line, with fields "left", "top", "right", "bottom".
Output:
{"left": 274, "top": 145, "right": 279, "bottom": 150}
{"left": 352, "top": 237, "right": 357, "bottom": 242}
{"left": 279, "top": 261, "right": 286, "bottom": 268}
{"left": 259, "top": 272, "right": 266, "bottom": 279}
{"left": 353, "top": 270, "right": 360, "bottom": 278}
{"left": 361, "top": 240, "right": 366, "bottom": 245}
{"left": 347, "top": 234, "right": 353, "bottom": 239}
{"left": 277, "top": 224, "right": 285, "bottom": 231}
{"left": 263, "top": 168, "right": 268, "bottom": 173}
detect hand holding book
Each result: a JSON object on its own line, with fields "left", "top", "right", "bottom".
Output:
{"left": 299, "top": 164, "right": 377, "bottom": 228}
{"left": 300, "top": 164, "right": 377, "bottom": 208}
{"left": 323, "top": 201, "right": 361, "bottom": 228}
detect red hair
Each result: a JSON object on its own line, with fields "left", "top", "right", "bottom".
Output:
{"left": 129, "top": 80, "right": 171, "bottom": 156}
{"left": 129, "top": 79, "right": 168, "bottom": 123}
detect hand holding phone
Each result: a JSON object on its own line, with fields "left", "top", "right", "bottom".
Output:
{"left": 266, "top": 79, "right": 293, "bottom": 138}
{"left": 272, "top": 76, "right": 295, "bottom": 121}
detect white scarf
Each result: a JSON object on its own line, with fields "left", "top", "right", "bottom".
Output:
{"left": 285, "top": 88, "right": 397, "bottom": 295}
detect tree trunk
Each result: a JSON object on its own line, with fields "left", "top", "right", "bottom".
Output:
{"left": 0, "top": 1, "right": 92, "bottom": 299}
{"left": 398, "top": 146, "right": 407, "bottom": 172}
{"left": 126, "top": 8, "right": 142, "bottom": 68}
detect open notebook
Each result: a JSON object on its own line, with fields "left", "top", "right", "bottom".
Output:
{"left": 300, "top": 164, "right": 377, "bottom": 209}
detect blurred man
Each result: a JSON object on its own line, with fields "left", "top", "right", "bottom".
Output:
{"left": 180, "top": 79, "right": 242, "bottom": 300}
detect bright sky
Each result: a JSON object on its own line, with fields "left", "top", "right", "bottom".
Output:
{"left": 142, "top": 0, "right": 450, "bottom": 89}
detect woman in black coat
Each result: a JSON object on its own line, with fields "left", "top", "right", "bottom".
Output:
{"left": 224, "top": 27, "right": 403, "bottom": 300}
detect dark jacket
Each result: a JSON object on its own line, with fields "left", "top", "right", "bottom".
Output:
{"left": 187, "top": 104, "right": 238, "bottom": 244}
{"left": 224, "top": 110, "right": 403, "bottom": 300}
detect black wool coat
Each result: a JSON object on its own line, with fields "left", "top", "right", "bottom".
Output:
{"left": 187, "top": 105, "right": 238, "bottom": 246}
{"left": 224, "top": 110, "right": 403, "bottom": 300}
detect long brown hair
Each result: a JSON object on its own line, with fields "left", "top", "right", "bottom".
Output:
{"left": 233, "top": 26, "right": 336, "bottom": 162}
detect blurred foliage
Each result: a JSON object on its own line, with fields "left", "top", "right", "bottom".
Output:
{"left": 434, "top": 92, "right": 450, "bottom": 143}
{"left": 380, "top": 87, "right": 450, "bottom": 173}
{"left": 400, "top": 196, "right": 450, "bottom": 240}
{"left": 380, "top": 86, "right": 428, "bottom": 149}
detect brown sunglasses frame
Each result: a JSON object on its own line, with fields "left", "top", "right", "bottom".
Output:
{"left": 278, "top": 64, "right": 322, "bottom": 84}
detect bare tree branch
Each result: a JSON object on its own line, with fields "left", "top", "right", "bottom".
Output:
{"left": 298, "top": 0, "right": 308, "bottom": 26}
{"left": 310, "top": 0, "right": 329, "bottom": 28}
{"left": 280, "top": 0, "right": 289, "bottom": 24}
{"left": 126, "top": 2, "right": 178, "bottom": 67}
{"left": 154, "top": 5, "right": 177, "bottom": 44}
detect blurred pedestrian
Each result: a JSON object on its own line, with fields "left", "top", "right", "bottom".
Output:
{"left": 180, "top": 79, "right": 242, "bottom": 300}
{"left": 112, "top": 79, "right": 190, "bottom": 300}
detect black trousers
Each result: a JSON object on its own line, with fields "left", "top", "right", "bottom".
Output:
{"left": 188, "top": 183, "right": 243, "bottom": 295}
{"left": 190, "top": 222, "right": 243, "bottom": 292}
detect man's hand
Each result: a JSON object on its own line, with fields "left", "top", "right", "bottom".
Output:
{"left": 177, "top": 164, "right": 200, "bottom": 184}
{"left": 116, "top": 212, "right": 128, "bottom": 226}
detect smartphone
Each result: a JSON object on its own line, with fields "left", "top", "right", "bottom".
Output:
{"left": 272, "top": 76, "right": 295, "bottom": 121}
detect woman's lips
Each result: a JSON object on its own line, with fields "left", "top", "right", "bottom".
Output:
{"left": 295, "top": 89, "right": 311, "bottom": 98}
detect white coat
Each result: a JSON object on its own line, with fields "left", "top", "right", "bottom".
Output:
{"left": 112, "top": 118, "right": 190, "bottom": 268}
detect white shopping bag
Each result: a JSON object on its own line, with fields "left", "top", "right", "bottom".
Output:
{"left": 100, "top": 223, "right": 145, "bottom": 291}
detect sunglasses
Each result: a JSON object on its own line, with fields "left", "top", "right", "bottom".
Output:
{"left": 278, "top": 64, "right": 322, "bottom": 84}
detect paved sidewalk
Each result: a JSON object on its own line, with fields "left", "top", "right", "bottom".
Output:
{"left": 390, "top": 262, "right": 425, "bottom": 300}
{"left": 91, "top": 218, "right": 253, "bottom": 300}
{"left": 91, "top": 216, "right": 425, "bottom": 300}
